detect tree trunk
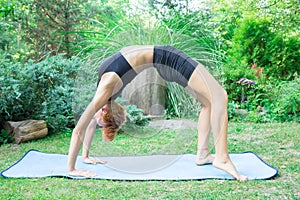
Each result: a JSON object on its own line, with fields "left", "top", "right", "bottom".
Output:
{"left": 4, "top": 120, "right": 48, "bottom": 144}
{"left": 122, "top": 68, "right": 166, "bottom": 115}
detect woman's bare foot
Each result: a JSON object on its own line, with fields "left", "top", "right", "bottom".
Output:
{"left": 69, "top": 169, "right": 96, "bottom": 177}
{"left": 83, "top": 157, "right": 107, "bottom": 164}
{"left": 195, "top": 151, "right": 215, "bottom": 165}
{"left": 213, "top": 158, "right": 248, "bottom": 181}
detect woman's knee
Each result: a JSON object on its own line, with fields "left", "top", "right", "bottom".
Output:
{"left": 212, "top": 89, "right": 228, "bottom": 112}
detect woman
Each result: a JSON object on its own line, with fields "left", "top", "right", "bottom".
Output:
{"left": 67, "top": 45, "right": 248, "bottom": 181}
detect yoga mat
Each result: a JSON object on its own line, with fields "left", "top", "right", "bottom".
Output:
{"left": 1, "top": 150, "right": 278, "bottom": 180}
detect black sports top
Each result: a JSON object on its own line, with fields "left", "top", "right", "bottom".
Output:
{"left": 97, "top": 52, "right": 137, "bottom": 87}
{"left": 97, "top": 46, "right": 198, "bottom": 98}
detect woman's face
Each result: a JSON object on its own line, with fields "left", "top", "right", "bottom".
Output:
{"left": 94, "top": 104, "right": 108, "bottom": 127}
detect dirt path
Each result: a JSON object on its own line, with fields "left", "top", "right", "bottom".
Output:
{"left": 148, "top": 119, "right": 198, "bottom": 130}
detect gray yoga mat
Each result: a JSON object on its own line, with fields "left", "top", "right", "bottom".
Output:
{"left": 1, "top": 150, "right": 278, "bottom": 180}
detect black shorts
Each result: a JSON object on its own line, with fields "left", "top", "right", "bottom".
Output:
{"left": 153, "top": 46, "right": 198, "bottom": 87}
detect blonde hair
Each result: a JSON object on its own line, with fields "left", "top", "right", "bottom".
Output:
{"left": 102, "top": 100, "right": 126, "bottom": 141}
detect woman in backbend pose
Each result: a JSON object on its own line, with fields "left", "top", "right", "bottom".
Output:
{"left": 67, "top": 45, "right": 248, "bottom": 181}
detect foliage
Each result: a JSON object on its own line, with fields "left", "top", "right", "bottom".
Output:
{"left": 227, "top": 16, "right": 299, "bottom": 80}
{"left": 165, "top": 82, "right": 200, "bottom": 119}
{"left": 0, "top": 0, "right": 299, "bottom": 125}
{"left": 0, "top": 0, "right": 100, "bottom": 61}
{"left": 149, "top": 0, "right": 217, "bottom": 50}
{"left": 212, "top": 0, "right": 300, "bottom": 49}
{"left": 0, "top": 0, "right": 23, "bottom": 61}
{"left": 0, "top": 129, "right": 14, "bottom": 145}
{"left": 117, "top": 103, "right": 150, "bottom": 135}
{"left": 25, "top": 0, "right": 85, "bottom": 58}
{"left": 222, "top": 14, "right": 299, "bottom": 122}
{"left": 260, "top": 76, "right": 300, "bottom": 122}
{"left": 247, "top": 0, "right": 300, "bottom": 36}
{"left": 0, "top": 54, "right": 82, "bottom": 133}
{"left": 228, "top": 75, "right": 300, "bottom": 122}
{"left": 124, "top": 104, "right": 150, "bottom": 127}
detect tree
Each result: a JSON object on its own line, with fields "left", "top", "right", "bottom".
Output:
{"left": 0, "top": 0, "right": 22, "bottom": 60}
{"left": 148, "top": 0, "right": 216, "bottom": 48}
{"left": 1, "top": 0, "right": 93, "bottom": 61}
{"left": 22, "top": 0, "right": 86, "bottom": 59}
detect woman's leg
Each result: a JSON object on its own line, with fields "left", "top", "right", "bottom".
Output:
{"left": 195, "top": 101, "right": 215, "bottom": 165}
{"left": 187, "top": 65, "right": 247, "bottom": 181}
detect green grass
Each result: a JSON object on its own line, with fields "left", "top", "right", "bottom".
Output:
{"left": 0, "top": 122, "right": 299, "bottom": 199}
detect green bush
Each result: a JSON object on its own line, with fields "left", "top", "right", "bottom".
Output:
{"left": 228, "top": 76, "right": 299, "bottom": 122}
{"left": 124, "top": 104, "right": 150, "bottom": 127}
{"left": 117, "top": 103, "right": 150, "bottom": 135}
{"left": 0, "top": 129, "right": 14, "bottom": 145}
{"left": 223, "top": 16, "right": 299, "bottom": 122}
{"left": 224, "top": 16, "right": 300, "bottom": 101}
{"left": 0, "top": 54, "right": 82, "bottom": 134}
{"left": 227, "top": 16, "right": 299, "bottom": 80}
{"left": 262, "top": 76, "right": 300, "bottom": 122}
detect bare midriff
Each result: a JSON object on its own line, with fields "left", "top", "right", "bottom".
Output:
{"left": 120, "top": 45, "right": 154, "bottom": 73}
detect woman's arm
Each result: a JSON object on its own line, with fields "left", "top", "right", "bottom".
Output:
{"left": 82, "top": 118, "right": 106, "bottom": 164}
{"left": 67, "top": 103, "right": 100, "bottom": 177}
{"left": 82, "top": 118, "right": 96, "bottom": 160}
{"left": 67, "top": 72, "right": 122, "bottom": 177}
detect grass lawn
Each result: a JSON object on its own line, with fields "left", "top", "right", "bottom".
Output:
{"left": 0, "top": 122, "right": 299, "bottom": 199}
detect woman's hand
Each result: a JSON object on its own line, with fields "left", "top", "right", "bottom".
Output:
{"left": 83, "top": 157, "right": 107, "bottom": 164}
{"left": 69, "top": 169, "right": 96, "bottom": 177}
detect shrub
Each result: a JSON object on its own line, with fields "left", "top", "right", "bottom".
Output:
{"left": 223, "top": 16, "right": 299, "bottom": 122}
{"left": 0, "top": 129, "right": 14, "bottom": 145}
{"left": 124, "top": 104, "right": 150, "bottom": 127}
{"left": 262, "top": 76, "right": 300, "bottom": 122}
{"left": 224, "top": 16, "right": 300, "bottom": 103}
{"left": 227, "top": 16, "right": 299, "bottom": 80}
{"left": 117, "top": 103, "right": 150, "bottom": 135}
{"left": 228, "top": 76, "right": 299, "bottom": 122}
{"left": 0, "top": 54, "right": 82, "bottom": 133}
